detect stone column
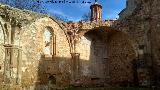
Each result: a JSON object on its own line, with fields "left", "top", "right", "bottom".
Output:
{"left": 70, "top": 53, "right": 80, "bottom": 84}
{"left": 3, "top": 44, "right": 12, "bottom": 84}
{"left": 16, "top": 48, "right": 22, "bottom": 85}
{"left": 3, "top": 44, "right": 22, "bottom": 85}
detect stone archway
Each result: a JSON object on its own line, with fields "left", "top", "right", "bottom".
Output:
{"left": 74, "top": 26, "right": 138, "bottom": 86}
{"left": 20, "top": 17, "right": 71, "bottom": 89}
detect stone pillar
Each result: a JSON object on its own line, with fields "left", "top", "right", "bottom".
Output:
{"left": 3, "top": 44, "right": 12, "bottom": 84}
{"left": 70, "top": 53, "right": 80, "bottom": 84}
{"left": 16, "top": 48, "right": 22, "bottom": 85}
{"left": 3, "top": 44, "right": 22, "bottom": 85}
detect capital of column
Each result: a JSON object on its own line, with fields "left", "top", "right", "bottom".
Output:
{"left": 70, "top": 53, "right": 80, "bottom": 57}
{"left": 3, "top": 44, "right": 22, "bottom": 49}
{"left": 3, "top": 44, "right": 12, "bottom": 47}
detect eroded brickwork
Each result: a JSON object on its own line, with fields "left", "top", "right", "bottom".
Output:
{"left": 117, "top": 0, "right": 160, "bottom": 86}
{"left": 0, "top": 0, "right": 160, "bottom": 89}
{"left": 20, "top": 17, "right": 71, "bottom": 89}
{"left": 107, "top": 31, "right": 136, "bottom": 85}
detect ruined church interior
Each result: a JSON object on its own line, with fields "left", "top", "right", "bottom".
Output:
{"left": 0, "top": 0, "right": 160, "bottom": 90}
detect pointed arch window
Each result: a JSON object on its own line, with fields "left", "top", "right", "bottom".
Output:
{"left": 43, "top": 27, "right": 56, "bottom": 56}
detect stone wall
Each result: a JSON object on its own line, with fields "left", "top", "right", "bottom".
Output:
{"left": 116, "top": 0, "right": 160, "bottom": 86}
{"left": 75, "top": 30, "right": 108, "bottom": 86}
{"left": 70, "top": 27, "right": 139, "bottom": 86}
{"left": 0, "top": 4, "right": 72, "bottom": 89}
{"left": 107, "top": 31, "right": 137, "bottom": 85}
{"left": 1, "top": 0, "right": 160, "bottom": 89}
{"left": 150, "top": 0, "right": 160, "bottom": 85}
{"left": 20, "top": 17, "right": 71, "bottom": 89}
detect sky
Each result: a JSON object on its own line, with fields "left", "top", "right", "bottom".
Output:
{"left": 44, "top": 0, "right": 126, "bottom": 21}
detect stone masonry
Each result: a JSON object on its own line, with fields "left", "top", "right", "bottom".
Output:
{"left": 0, "top": 0, "right": 160, "bottom": 89}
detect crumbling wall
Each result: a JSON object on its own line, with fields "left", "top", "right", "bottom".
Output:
{"left": 150, "top": 0, "right": 160, "bottom": 85}
{"left": 2, "top": 0, "right": 160, "bottom": 88}
{"left": 116, "top": 0, "right": 160, "bottom": 86}
{"left": 107, "top": 31, "right": 137, "bottom": 85}
{"left": 73, "top": 28, "right": 138, "bottom": 86}
{"left": 75, "top": 30, "right": 108, "bottom": 86}
{"left": 20, "top": 17, "right": 71, "bottom": 89}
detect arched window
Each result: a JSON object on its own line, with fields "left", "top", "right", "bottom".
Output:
{"left": 43, "top": 27, "right": 56, "bottom": 56}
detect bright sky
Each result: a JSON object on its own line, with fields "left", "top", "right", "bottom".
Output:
{"left": 45, "top": 0, "right": 126, "bottom": 21}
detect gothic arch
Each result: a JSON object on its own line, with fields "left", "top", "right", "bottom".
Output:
{"left": 20, "top": 17, "right": 72, "bottom": 88}
{"left": 43, "top": 26, "right": 56, "bottom": 55}
{"left": 21, "top": 17, "right": 71, "bottom": 58}
{"left": 76, "top": 26, "right": 139, "bottom": 85}
{"left": 79, "top": 25, "right": 139, "bottom": 57}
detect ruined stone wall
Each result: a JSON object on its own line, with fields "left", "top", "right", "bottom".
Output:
{"left": 150, "top": 0, "right": 160, "bottom": 85}
{"left": 71, "top": 27, "right": 138, "bottom": 86}
{"left": 75, "top": 30, "right": 108, "bottom": 86}
{"left": 119, "top": 0, "right": 136, "bottom": 19}
{"left": 2, "top": 0, "right": 160, "bottom": 88}
{"left": 20, "top": 17, "right": 71, "bottom": 89}
{"left": 107, "top": 31, "right": 136, "bottom": 85}
{"left": 0, "top": 15, "right": 72, "bottom": 89}
{"left": 117, "top": 0, "right": 160, "bottom": 86}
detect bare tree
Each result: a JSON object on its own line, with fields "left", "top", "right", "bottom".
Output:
{"left": 0, "top": 0, "right": 69, "bottom": 22}
{"left": 52, "top": 13, "right": 70, "bottom": 22}
{"left": 0, "top": 0, "right": 47, "bottom": 13}
{"left": 81, "top": 12, "right": 91, "bottom": 22}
